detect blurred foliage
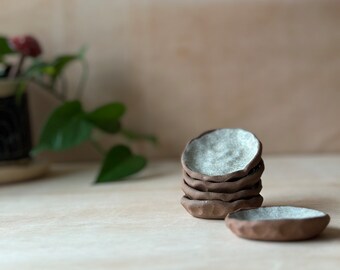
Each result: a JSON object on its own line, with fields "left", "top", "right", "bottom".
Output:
{"left": 0, "top": 35, "right": 156, "bottom": 183}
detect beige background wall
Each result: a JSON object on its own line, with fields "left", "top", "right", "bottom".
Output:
{"left": 1, "top": 0, "right": 340, "bottom": 160}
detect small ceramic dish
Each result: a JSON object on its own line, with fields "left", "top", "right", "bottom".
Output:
{"left": 181, "top": 128, "right": 262, "bottom": 182}
{"left": 181, "top": 179, "right": 262, "bottom": 202}
{"left": 181, "top": 195, "right": 263, "bottom": 219}
{"left": 183, "top": 159, "right": 264, "bottom": 192}
{"left": 0, "top": 158, "right": 49, "bottom": 184}
{"left": 226, "top": 206, "right": 330, "bottom": 241}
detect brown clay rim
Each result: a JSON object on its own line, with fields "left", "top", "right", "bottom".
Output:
{"left": 181, "top": 195, "right": 264, "bottom": 220}
{"left": 181, "top": 128, "right": 263, "bottom": 182}
{"left": 226, "top": 206, "right": 330, "bottom": 223}
{"left": 182, "top": 159, "right": 264, "bottom": 193}
{"left": 181, "top": 179, "right": 262, "bottom": 202}
{"left": 183, "top": 172, "right": 262, "bottom": 193}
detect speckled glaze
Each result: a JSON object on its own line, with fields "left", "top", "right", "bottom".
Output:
{"left": 181, "top": 179, "right": 262, "bottom": 202}
{"left": 181, "top": 195, "right": 263, "bottom": 219}
{"left": 183, "top": 160, "right": 264, "bottom": 192}
{"left": 181, "top": 129, "right": 262, "bottom": 182}
{"left": 226, "top": 206, "right": 331, "bottom": 241}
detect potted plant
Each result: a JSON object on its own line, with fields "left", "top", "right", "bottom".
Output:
{"left": 0, "top": 36, "right": 39, "bottom": 162}
{"left": 0, "top": 34, "right": 156, "bottom": 183}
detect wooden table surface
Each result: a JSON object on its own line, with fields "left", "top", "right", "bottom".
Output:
{"left": 0, "top": 155, "right": 339, "bottom": 270}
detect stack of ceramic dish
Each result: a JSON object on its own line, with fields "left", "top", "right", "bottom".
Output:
{"left": 180, "top": 128, "right": 264, "bottom": 219}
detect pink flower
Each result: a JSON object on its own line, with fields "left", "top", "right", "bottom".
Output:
{"left": 10, "top": 35, "right": 42, "bottom": 57}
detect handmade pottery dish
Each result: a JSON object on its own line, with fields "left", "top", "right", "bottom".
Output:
{"left": 226, "top": 206, "right": 330, "bottom": 241}
{"left": 181, "top": 195, "right": 263, "bottom": 219}
{"left": 181, "top": 179, "right": 262, "bottom": 202}
{"left": 181, "top": 128, "right": 262, "bottom": 182}
{"left": 182, "top": 159, "right": 264, "bottom": 192}
{"left": 0, "top": 158, "right": 49, "bottom": 184}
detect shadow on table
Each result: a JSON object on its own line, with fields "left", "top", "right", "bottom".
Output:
{"left": 1, "top": 163, "right": 179, "bottom": 187}
{"left": 316, "top": 226, "right": 340, "bottom": 242}
{"left": 126, "top": 164, "right": 180, "bottom": 182}
{"left": 0, "top": 166, "right": 93, "bottom": 186}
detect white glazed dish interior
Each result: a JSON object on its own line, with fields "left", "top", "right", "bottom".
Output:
{"left": 183, "top": 128, "right": 260, "bottom": 176}
{"left": 228, "top": 206, "right": 328, "bottom": 221}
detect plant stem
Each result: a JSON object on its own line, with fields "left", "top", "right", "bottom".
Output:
{"left": 89, "top": 137, "right": 106, "bottom": 156}
{"left": 10, "top": 54, "right": 25, "bottom": 78}
{"left": 32, "top": 78, "right": 65, "bottom": 102}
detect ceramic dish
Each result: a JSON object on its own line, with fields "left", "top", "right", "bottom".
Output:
{"left": 183, "top": 159, "right": 264, "bottom": 192}
{"left": 181, "top": 128, "right": 262, "bottom": 182}
{"left": 226, "top": 206, "right": 330, "bottom": 241}
{"left": 181, "top": 195, "right": 263, "bottom": 219}
{"left": 0, "top": 158, "right": 49, "bottom": 184}
{"left": 181, "top": 179, "right": 262, "bottom": 202}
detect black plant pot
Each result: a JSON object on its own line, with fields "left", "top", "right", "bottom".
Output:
{"left": 0, "top": 80, "right": 32, "bottom": 162}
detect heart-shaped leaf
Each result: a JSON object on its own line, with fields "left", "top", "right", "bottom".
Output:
{"left": 96, "top": 145, "right": 147, "bottom": 183}
{"left": 22, "top": 53, "right": 81, "bottom": 87}
{"left": 49, "top": 54, "right": 79, "bottom": 85}
{"left": 33, "top": 100, "right": 92, "bottom": 154}
{"left": 86, "top": 102, "right": 125, "bottom": 133}
{"left": 23, "top": 60, "right": 50, "bottom": 79}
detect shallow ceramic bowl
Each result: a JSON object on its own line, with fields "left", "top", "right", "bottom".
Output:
{"left": 181, "top": 128, "right": 262, "bottom": 182}
{"left": 181, "top": 179, "right": 262, "bottom": 202}
{"left": 183, "top": 159, "right": 264, "bottom": 192}
{"left": 181, "top": 195, "right": 263, "bottom": 219}
{"left": 226, "top": 206, "right": 330, "bottom": 241}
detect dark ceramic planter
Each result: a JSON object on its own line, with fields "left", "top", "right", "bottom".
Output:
{"left": 0, "top": 80, "right": 32, "bottom": 162}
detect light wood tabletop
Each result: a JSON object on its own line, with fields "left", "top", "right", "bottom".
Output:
{"left": 0, "top": 155, "right": 339, "bottom": 270}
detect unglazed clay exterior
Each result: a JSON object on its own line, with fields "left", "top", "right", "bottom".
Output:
{"left": 181, "top": 195, "right": 263, "bottom": 219}
{"left": 183, "top": 160, "right": 264, "bottom": 192}
{"left": 226, "top": 206, "right": 330, "bottom": 241}
{"left": 181, "top": 179, "right": 262, "bottom": 202}
{"left": 181, "top": 129, "right": 262, "bottom": 182}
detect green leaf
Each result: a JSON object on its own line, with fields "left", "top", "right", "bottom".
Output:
{"left": 121, "top": 129, "right": 157, "bottom": 145}
{"left": 33, "top": 100, "right": 92, "bottom": 154}
{"left": 23, "top": 60, "right": 50, "bottom": 79}
{"left": 50, "top": 54, "right": 79, "bottom": 83}
{"left": 0, "top": 37, "right": 14, "bottom": 56}
{"left": 23, "top": 54, "right": 81, "bottom": 87}
{"left": 96, "top": 145, "right": 147, "bottom": 183}
{"left": 86, "top": 102, "right": 125, "bottom": 133}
